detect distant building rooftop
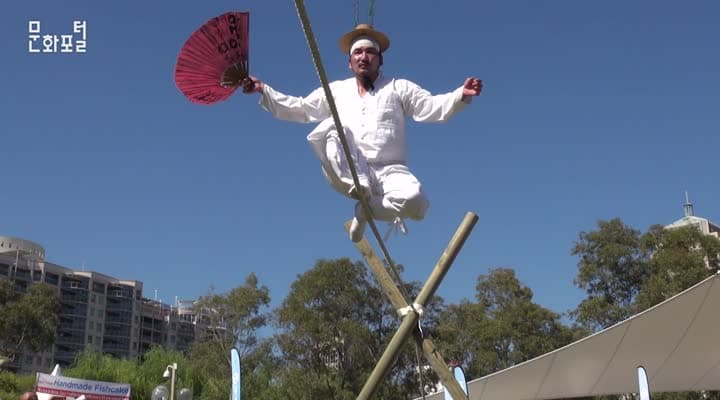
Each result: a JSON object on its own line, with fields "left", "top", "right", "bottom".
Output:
{"left": 665, "top": 194, "right": 720, "bottom": 239}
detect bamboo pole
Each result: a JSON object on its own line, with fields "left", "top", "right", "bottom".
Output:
{"left": 417, "top": 336, "right": 466, "bottom": 399}
{"left": 415, "top": 211, "right": 479, "bottom": 307}
{"left": 357, "top": 312, "right": 419, "bottom": 400}
{"left": 345, "top": 221, "right": 407, "bottom": 311}
{"left": 348, "top": 212, "right": 478, "bottom": 400}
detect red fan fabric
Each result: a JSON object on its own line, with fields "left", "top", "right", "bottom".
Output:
{"left": 174, "top": 11, "right": 249, "bottom": 105}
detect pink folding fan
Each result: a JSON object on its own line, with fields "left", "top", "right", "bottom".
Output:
{"left": 174, "top": 11, "right": 249, "bottom": 105}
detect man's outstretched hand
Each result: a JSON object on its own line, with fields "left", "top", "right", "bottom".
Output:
{"left": 462, "top": 77, "right": 483, "bottom": 97}
{"left": 241, "top": 76, "right": 263, "bottom": 94}
{"left": 221, "top": 65, "right": 263, "bottom": 94}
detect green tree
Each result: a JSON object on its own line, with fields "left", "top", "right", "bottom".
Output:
{"left": 0, "top": 370, "right": 36, "bottom": 399}
{"left": 435, "top": 268, "right": 574, "bottom": 380}
{"left": 476, "top": 268, "right": 573, "bottom": 373}
{"left": 434, "top": 300, "right": 491, "bottom": 379}
{"left": 188, "top": 273, "right": 271, "bottom": 400}
{"left": 571, "top": 218, "right": 652, "bottom": 331}
{"left": 653, "top": 391, "right": 720, "bottom": 400}
{"left": 636, "top": 225, "right": 720, "bottom": 310}
{"left": 233, "top": 340, "right": 283, "bottom": 400}
{"left": 272, "top": 258, "right": 423, "bottom": 400}
{"left": 193, "top": 273, "right": 271, "bottom": 357}
{"left": 572, "top": 219, "right": 720, "bottom": 332}
{"left": 0, "top": 280, "right": 59, "bottom": 365}
{"left": 65, "top": 347, "right": 198, "bottom": 400}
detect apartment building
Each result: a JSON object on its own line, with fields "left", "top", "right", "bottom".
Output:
{"left": 140, "top": 298, "right": 198, "bottom": 354}
{"left": 0, "top": 236, "right": 203, "bottom": 374}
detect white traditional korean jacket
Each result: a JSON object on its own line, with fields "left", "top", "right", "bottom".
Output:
{"left": 259, "top": 74, "right": 469, "bottom": 165}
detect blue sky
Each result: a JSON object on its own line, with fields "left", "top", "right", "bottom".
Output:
{"left": 2, "top": 0, "right": 719, "bottom": 318}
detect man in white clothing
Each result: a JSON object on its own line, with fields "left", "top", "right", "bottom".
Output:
{"left": 229, "top": 24, "right": 482, "bottom": 242}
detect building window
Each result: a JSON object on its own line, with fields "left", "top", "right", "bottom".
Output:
{"left": 15, "top": 268, "right": 31, "bottom": 281}
{"left": 45, "top": 272, "right": 59, "bottom": 285}
{"left": 88, "top": 336, "right": 93, "bottom": 343}
{"left": 91, "top": 294, "right": 96, "bottom": 303}
{"left": 93, "top": 282, "right": 105, "bottom": 294}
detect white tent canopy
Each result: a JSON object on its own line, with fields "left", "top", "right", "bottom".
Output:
{"left": 425, "top": 272, "right": 720, "bottom": 400}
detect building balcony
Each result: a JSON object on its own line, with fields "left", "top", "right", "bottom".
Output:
{"left": 59, "top": 292, "right": 89, "bottom": 302}
{"left": 58, "top": 321, "right": 87, "bottom": 331}
{"left": 55, "top": 337, "right": 85, "bottom": 347}
{"left": 61, "top": 280, "right": 89, "bottom": 290}
{"left": 59, "top": 304, "right": 88, "bottom": 315}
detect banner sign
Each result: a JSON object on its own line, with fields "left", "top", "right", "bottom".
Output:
{"left": 36, "top": 373, "right": 131, "bottom": 400}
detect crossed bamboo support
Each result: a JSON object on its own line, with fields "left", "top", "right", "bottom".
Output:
{"left": 347, "top": 211, "right": 478, "bottom": 400}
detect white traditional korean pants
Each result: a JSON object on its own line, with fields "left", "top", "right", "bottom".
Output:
{"left": 307, "top": 119, "right": 429, "bottom": 222}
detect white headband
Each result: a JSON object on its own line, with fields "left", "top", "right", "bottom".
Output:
{"left": 350, "top": 36, "right": 380, "bottom": 54}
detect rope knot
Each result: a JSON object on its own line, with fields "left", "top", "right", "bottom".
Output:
{"left": 396, "top": 302, "right": 425, "bottom": 318}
